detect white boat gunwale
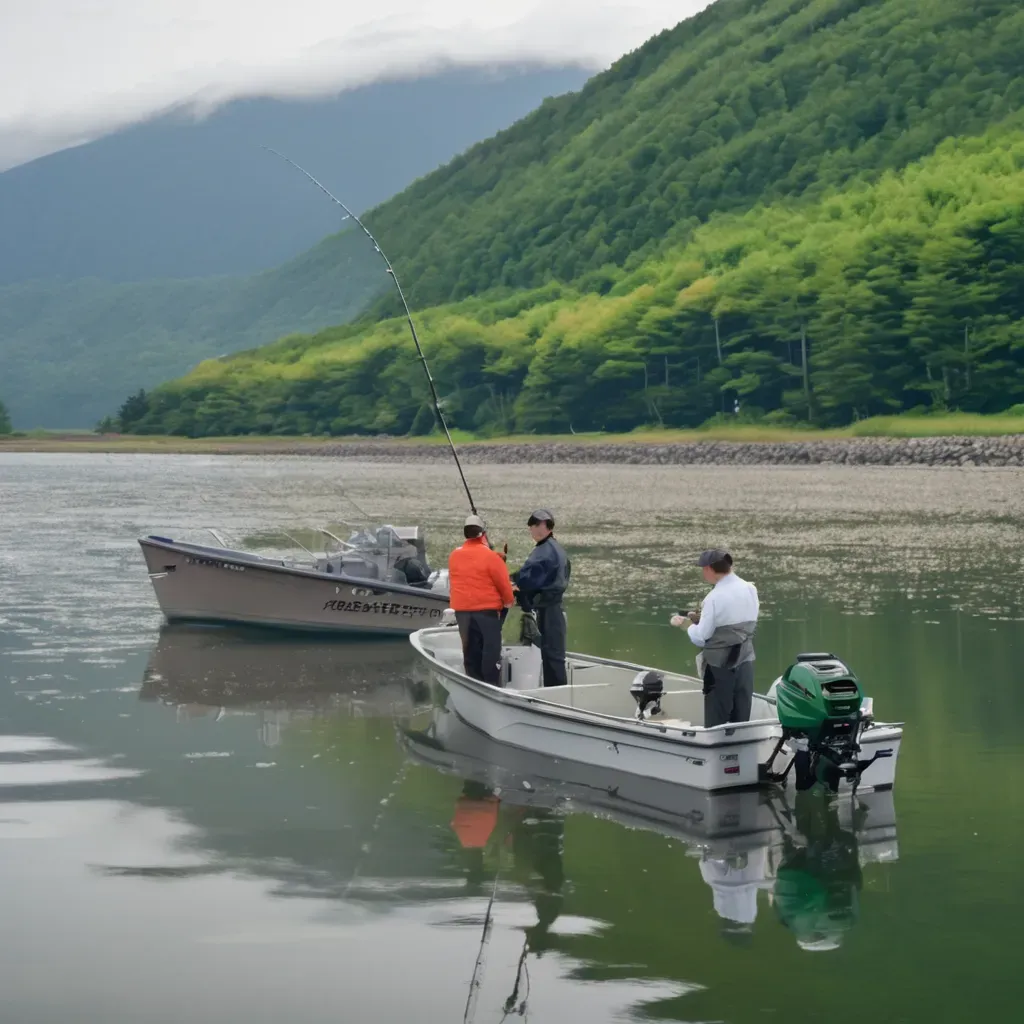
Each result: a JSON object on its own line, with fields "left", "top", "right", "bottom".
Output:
{"left": 141, "top": 535, "right": 450, "bottom": 603}
{"left": 412, "top": 626, "right": 905, "bottom": 757}
{"left": 412, "top": 625, "right": 780, "bottom": 748}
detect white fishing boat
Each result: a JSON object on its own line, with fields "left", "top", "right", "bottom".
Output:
{"left": 409, "top": 621, "right": 903, "bottom": 794}
{"left": 140, "top": 524, "right": 450, "bottom": 635}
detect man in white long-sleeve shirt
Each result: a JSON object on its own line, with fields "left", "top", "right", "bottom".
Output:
{"left": 670, "top": 549, "right": 759, "bottom": 727}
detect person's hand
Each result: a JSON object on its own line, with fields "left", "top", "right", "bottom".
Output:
{"left": 670, "top": 614, "right": 686, "bottom": 628}
{"left": 688, "top": 610, "right": 700, "bottom": 624}
{"left": 511, "top": 582, "right": 519, "bottom": 593}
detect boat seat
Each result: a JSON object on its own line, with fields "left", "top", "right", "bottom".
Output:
{"left": 341, "top": 556, "right": 380, "bottom": 579}
{"left": 502, "top": 646, "right": 543, "bottom": 690}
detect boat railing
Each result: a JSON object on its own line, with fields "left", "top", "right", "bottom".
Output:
{"left": 319, "top": 528, "right": 359, "bottom": 553}
{"left": 196, "top": 524, "right": 418, "bottom": 575}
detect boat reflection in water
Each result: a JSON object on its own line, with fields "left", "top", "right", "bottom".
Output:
{"left": 139, "top": 624, "right": 426, "bottom": 740}
{"left": 399, "top": 698, "right": 898, "bottom": 954}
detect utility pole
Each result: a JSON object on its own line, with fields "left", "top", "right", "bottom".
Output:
{"left": 714, "top": 317, "right": 725, "bottom": 414}
{"left": 801, "top": 322, "right": 811, "bottom": 420}
{"left": 964, "top": 320, "right": 972, "bottom": 391}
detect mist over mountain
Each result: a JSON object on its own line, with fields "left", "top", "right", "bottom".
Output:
{"left": 0, "top": 65, "right": 590, "bottom": 285}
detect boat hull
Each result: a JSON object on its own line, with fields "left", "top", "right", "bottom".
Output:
{"left": 140, "top": 537, "right": 449, "bottom": 636}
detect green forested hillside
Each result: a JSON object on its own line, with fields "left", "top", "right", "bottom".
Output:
{"left": 362, "top": 0, "right": 1024, "bottom": 310}
{"left": 118, "top": 0, "right": 1024, "bottom": 436}
{"left": 1, "top": 231, "right": 383, "bottom": 429}
{"left": 122, "top": 126, "right": 1024, "bottom": 435}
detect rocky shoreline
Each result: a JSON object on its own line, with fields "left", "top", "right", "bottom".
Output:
{"left": 270, "top": 434, "right": 1024, "bottom": 467}
{"left": 5, "top": 433, "right": 1024, "bottom": 465}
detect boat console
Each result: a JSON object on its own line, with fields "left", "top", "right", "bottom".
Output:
{"left": 314, "top": 524, "right": 439, "bottom": 587}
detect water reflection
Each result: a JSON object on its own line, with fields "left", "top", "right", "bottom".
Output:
{"left": 134, "top": 624, "right": 902, "bottom": 963}
{"left": 699, "top": 793, "right": 894, "bottom": 952}
{"left": 8, "top": 453, "right": 1022, "bottom": 1021}
{"left": 107, "top": 623, "right": 901, "bottom": 1021}
{"left": 138, "top": 624, "right": 424, "bottom": 743}
{"left": 400, "top": 700, "right": 899, "bottom": 957}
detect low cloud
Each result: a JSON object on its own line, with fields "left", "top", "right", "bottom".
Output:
{"left": 0, "top": 1, "right": 709, "bottom": 170}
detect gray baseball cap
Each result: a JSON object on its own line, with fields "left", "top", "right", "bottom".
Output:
{"left": 696, "top": 548, "right": 732, "bottom": 567}
{"left": 527, "top": 508, "right": 555, "bottom": 525}
{"left": 464, "top": 514, "right": 486, "bottom": 529}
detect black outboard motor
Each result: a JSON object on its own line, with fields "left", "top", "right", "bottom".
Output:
{"left": 630, "top": 670, "right": 664, "bottom": 720}
{"left": 394, "top": 555, "right": 431, "bottom": 587}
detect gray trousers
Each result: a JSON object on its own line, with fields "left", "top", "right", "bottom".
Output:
{"left": 701, "top": 659, "right": 755, "bottom": 728}
{"left": 535, "top": 604, "right": 567, "bottom": 687}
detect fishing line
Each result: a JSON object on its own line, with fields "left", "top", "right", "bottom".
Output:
{"left": 500, "top": 934, "right": 532, "bottom": 1021}
{"left": 341, "top": 758, "right": 410, "bottom": 902}
{"left": 262, "top": 147, "right": 479, "bottom": 516}
{"left": 463, "top": 858, "right": 503, "bottom": 1024}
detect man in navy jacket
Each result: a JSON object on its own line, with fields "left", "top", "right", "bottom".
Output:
{"left": 511, "top": 508, "right": 571, "bottom": 687}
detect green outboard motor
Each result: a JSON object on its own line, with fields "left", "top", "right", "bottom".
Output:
{"left": 767, "top": 653, "right": 885, "bottom": 792}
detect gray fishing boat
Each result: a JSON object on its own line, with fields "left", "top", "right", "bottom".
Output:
{"left": 140, "top": 159, "right": 492, "bottom": 637}
{"left": 140, "top": 524, "right": 450, "bottom": 635}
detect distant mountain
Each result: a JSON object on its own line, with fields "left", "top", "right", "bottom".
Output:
{"left": 0, "top": 65, "right": 590, "bottom": 285}
{"left": 0, "top": 65, "right": 592, "bottom": 427}
{"left": 0, "top": 230, "right": 382, "bottom": 429}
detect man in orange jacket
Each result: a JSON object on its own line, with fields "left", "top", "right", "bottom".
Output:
{"left": 448, "top": 514, "right": 515, "bottom": 684}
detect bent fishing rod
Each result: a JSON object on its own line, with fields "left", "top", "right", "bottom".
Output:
{"left": 262, "top": 146, "right": 479, "bottom": 515}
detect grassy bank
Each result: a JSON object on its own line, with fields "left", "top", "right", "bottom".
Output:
{"left": 3, "top": 412, "right": 1024, "bottom": 454}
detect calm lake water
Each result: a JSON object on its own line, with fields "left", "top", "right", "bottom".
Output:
{"left": 1, "top": 452, "right": 1022, "bottom": 1023}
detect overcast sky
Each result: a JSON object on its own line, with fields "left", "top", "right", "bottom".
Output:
{"left": 0, "top": 1, "right": 711, "bottom": 171}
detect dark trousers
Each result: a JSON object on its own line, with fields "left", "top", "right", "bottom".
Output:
{"left": 455, "top": 610, "right": 503, "bottom": 684}
{"left": 535, "top": 604, "right": 568, "bottom": 687}
{"left": 702, "top": 659, "right": 754, "bottom": 728}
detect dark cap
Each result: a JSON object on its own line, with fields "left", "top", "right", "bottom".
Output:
{"left": 696, "top": 548, "right": 732, "bottom": 567}
{"left": 527, "top": 508, "right": 555, "bottom": 526}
